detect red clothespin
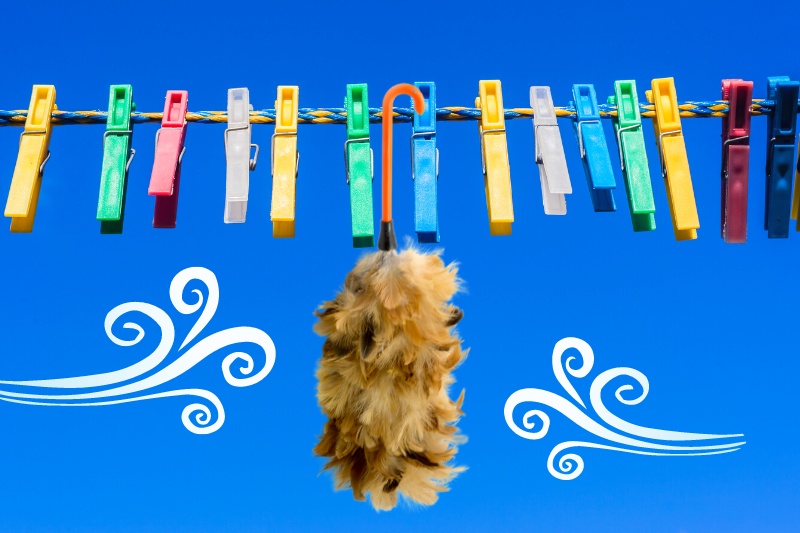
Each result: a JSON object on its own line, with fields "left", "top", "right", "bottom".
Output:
{"left": 149, "top": 90, "right": 188, "bottom": 228}
{"left": 720, "top": 79, "right": 753, "bottom": 243}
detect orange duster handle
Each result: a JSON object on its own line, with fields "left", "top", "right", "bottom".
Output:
{"left": 382, "top": 84, "right": 426, "bottom": 224}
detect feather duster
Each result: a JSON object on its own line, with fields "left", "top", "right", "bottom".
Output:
{"left": 313, "top": 247, "right": 467, "bottom": 510}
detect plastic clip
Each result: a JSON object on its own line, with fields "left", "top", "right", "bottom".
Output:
{"left": 765, "top": 77, "right": 799, "bottom": 238}
{"left": 531, "top": 86, "right": 571, "bottom": 215}
{"left": 477, "top": 80, "right": 514, "bottom": 235}
{"left": 97, "top": 84, "right": 135, "bottom": 234}
{"left": 411, "top": 81, "right": 439, "bottom": 243}
{"left": 571, "top": 84, "right": 616, "bottom": 212}
{"left": 149, "top": 90, "right": 188, "bottom": 228}
{"left": 646, "top": 78, "right": 699, "bottom": 241}
{"left": 720, "top": 79, "right": 753, "bottom": 243}
{"left": 344, "top": 83, "right": 374, "bottom": 247}
{"left": 4, "top": 85, "right": 57, "bottom": 233}
{"left": 271, "top": 85, "right": 299, "bottom": 238}
{"left": 224, "top": 87, "right": 258, "bottom": 223}
{"left": 608, "top": 80, "right": 656, "bottom": 231}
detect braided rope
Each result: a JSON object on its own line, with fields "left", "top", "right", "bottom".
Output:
{"left": 0, "top": 100, "right": 794, "bottom": 126}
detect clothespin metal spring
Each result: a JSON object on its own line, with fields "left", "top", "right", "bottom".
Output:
{"left": 154, "top": 129, "right": 186, "bottom": 165}
{"left": 101, "top": 130, "right": 136, "bottom": 173}
{"left": 18, "top": 131, "right": 50, "bottom": 174}
{"left": 224, "top": 123, "right": 259, "bottom": 171}
{"left": 721, "top": 135, "right": 749, "bottom": 177}
{"left": 271, "top": 132, "right": 297, "bottom": 177}
{"left": 614, "top": 124, "right": 638, "bottom": 171}
{"left": 343, "top": 139, "right": 373, "bottom": 184}
{"left": 479, "top": 127, "right": 505, "bottom": 176}
{"left": 409, "top": 131, "right": 439, "bottom": 180}
{"left": 657, "top": 130, "right": 680, "bottom": 179}
{"left": 576, "top": 119, "right": 601, "bottom": 158}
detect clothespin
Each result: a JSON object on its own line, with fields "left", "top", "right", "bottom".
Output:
{"left": 344, "top": 83, "right": 374, "bottom": 247}
{"left": 530, "top": 86, "right": 571, "bottom": 215}
{"left": 97, "top": 85, "right": 135, "bottom": 234}
{"left": 571, "top": 84, "right": 616, "bottom": 212}
{"left": 646, "top": 78, "right": 699, "bottom": 241}
{"left": 765, "top": 76, "right": 799, "bottom": 238}
{"left": 720, "top": 79, "right": 753, "bottom": 244}
{"left": 271, "top": 86, "right": 299, "bottom": 238}
{"left": 796, "top": 147, "right": 800, "bottom": 230}
{"left": 148, "top": 90, "right": 188, "bottom": 228}
{"left": 608, "top": 80, "right": 656, "bottom": 231}
{"left": 224, "top": 87, "right": 258, "bottom": 223}
{"left": 411, "top": 81, "right": 439, "bottom": 242}
{"left": 476, "top": 80, "right": 513, "bottom": 235}
{"left": 4, "top": 85, "right": 56, "bottom": 232}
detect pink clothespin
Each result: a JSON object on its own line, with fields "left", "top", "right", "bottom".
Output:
{"left": 720, "top": 79, "right": 752, "bottom": 244}
{"left": 149, "top": 90, "right": 188, "bottom": 228}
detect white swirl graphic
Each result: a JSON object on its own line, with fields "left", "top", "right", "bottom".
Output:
{"left": 0, "top": 267, "right": 274, "bottom": 434}
{"left": 552, "top": 337, "right": 593, "bottom": 408}
{"left": 505, "top": 338, "right": 744, "bottom": 480}
{"left": 171, "top": 266, "right": 219, "bottom": 350}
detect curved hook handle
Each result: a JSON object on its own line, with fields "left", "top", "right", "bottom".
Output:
{"left": 379, "top": 83, "right": 425, "bottom": 251}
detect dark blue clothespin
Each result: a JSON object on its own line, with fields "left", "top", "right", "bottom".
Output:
{"left": 571, "top": 84, "right": 616, "bottom": 211}
{"left": 412, "top": 81, "right": 439, "bottom": 243}
{"left": 764, "top": 76, "right": 799, "bottom": 238}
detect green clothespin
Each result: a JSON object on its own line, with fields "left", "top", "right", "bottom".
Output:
{"left": 344, "top": 83, "right": 374, "bottom": 247}
{"left": 97, "top": 84, "right": 135, "bottom": 234}
{"left": 608, "top": 80, "right": 656, "bottom": 231}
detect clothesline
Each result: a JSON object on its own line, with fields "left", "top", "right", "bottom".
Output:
{"left": 1, "top": 99, "right": 797, "bottom": 126}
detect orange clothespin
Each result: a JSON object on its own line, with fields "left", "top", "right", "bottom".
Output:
{"left": 4, "top": 85, "right": 56, "bottom": 232}
{"left": 646, "top": 78, "right": 699, "bottom": 241}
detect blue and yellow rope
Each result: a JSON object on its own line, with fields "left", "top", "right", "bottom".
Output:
{"left": 0, "top": 100, "right": 797, "bottom": 126}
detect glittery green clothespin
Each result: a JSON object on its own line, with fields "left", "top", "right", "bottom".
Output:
{"left": 97, "top": 84, "right": 135, "bottom": 234}
{"left": 345, "top": 83, "right": 374, "bottom": 247}
{"left": 609, "top": 80, "right": 656, "bottom": 231}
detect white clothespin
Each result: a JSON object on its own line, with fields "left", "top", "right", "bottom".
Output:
{"left": 531, "top": 86, "right": 571, "bottom": 215}
{"left": 224, "top": 87, "right": 259, "bottom": 223}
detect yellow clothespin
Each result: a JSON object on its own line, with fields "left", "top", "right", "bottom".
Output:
{"left": 271, "top": 85, "right": 299, "bottom": 238}
{"left": 476, "top": 80, "right": 514, "bottom": 235}
{"left": 5, "top": 85, "right": 57, "bottom": 232}
{"left": 646, "top": 78, "right": 699, "bottom": 241}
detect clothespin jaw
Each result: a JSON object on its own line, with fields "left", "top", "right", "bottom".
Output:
{"left": 344, "top": 83, "right": 374, "bottom": 248}
{"left": 97, "top": 84, "right": 135, "bottom": 234}
{"left": 4, "top": 85, "right": 56, "bottom": 233}
{"left": 271, "top": 85, "right": 299, "bottom": 238}
{"left": 224, "top": 87, "right": 258, "bottom": 224}
{"left": 720, "top": 79, "right": 753, "bottom": 244}
{"left": 476, "top": 80, "right": 513, "bottom": 235}
{"left": 608, "top": 80, "right": 655, "bottom": 231}
{"left": 767, "top": 77, "right": 800, "bottom": 238}
{"left": 571, "top": 84, "right": 616, "bottom": 212}
{"left": 797, "top": 152, "right": 800, "bottom": 229}
{"left": 531, "top": 86, "right": 571, "bottom": 215}
{"left": 646, "top": 78, "right": 699, "bottom": 241}
{"left": 783, "top": 81, "right": 800, "bottom": 231}
{"left": 412, "top": 81, "right": 439, "bottom": 243}
{"left": 149, "top": 90, "right": 188, "bottom": 228}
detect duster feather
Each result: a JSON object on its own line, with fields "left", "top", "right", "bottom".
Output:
{"left": 313, "top": 247, "right": 467, "bottom": 510}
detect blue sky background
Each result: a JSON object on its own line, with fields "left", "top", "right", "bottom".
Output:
{"left": 0, "top": 0, "right": 798, "bottom": 531}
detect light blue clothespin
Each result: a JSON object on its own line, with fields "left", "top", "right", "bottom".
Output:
{"left": 412, "top": 81, "right": 439, "bottom": 243}
{"left": 571, "top": 84, "right": 616, "bottom": 211}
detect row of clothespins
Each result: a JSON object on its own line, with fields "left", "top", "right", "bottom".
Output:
{"left": 4, "top": 78, "right": 800, "bottom": 244}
